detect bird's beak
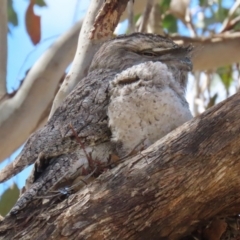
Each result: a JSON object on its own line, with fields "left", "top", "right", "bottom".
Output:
{"left": 152, "top": 45, "right": 192, "bottom": 55}
{"left": 152, "top": 48, "right": 176, "bottom": 54}
{"left": 152, "top": 46, "right": 193, "bottom": 71}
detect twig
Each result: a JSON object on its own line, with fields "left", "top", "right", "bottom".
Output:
{"left": 185, "top": 8, "right": 197, "bottom": 37}
{"left": 138, "top": 0, "right": 154, "bottom": 33}
{"left": 220, "top": 0, "right": 240, "bottom": 33}
{"left": 127, "top": 0, "right": 135, "bottom": 33}
{"left": 221, "top": 15, "right": 240, "bottom": 33}
{"left": 69, "top": 124, "right": 91, "bottom": 162}
{"left": 193, "top": 71, "right": 201, "bottom": 116}
{"left": 104, "top": 139, "right": 146, "bottom": 169}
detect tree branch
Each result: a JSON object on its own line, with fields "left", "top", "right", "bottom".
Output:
{"left": 49, "top": 0, "right": 130, "bottom": 118}
{"left": 127, "top": 0, "right": 135, "bottom": 33}
{"left": 123, "top": 0, "right": 240, "bottom": 70}
{"left": 147, "top": 3, "right": 164, "bottom": 35}
{"left": 1, "top": 91, "right": 240, "bottom": 239}
{"left": 173, "top": 32, "right": 240, "bottom": 71}
{"left": 0, "top": 20, "right": 83, "bottom": 163}
{"left": 220, "top": 0, "right": 240, "bottom": 32}
{"left": 1, "top": 17, "right": 240, "bottom": 163}
{"left": 0, "top": 0, "right": 7, "bottom": 99}
{"left": 137, "top": 0, "right": 154, "bottom": 33}
{"left": 49, "top": 0, "right": 240, "bottom": 119}
{"left": 48, "top": 0, "right": 104, "bottom": 118}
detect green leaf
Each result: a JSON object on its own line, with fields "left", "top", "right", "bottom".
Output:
{"left": 233, "top": 21, "right": 240, "bottom": 31}
{"left": 207, "top": 93, "right": 218, "bottom": 109}
{"left": 199, "top": 0, "right": 206, "bottom": 6}
{"left": 216, "top": 6, "right": 229, "bottom": 22}
{"left": 7, "top": 0, "right": 18, "bottom": 26}
{"left": 134, "top": 13, "right": 141, "bottom": 24}
{"left": 0, "top": 184, "right": 20, "bottom": 216}
{"left": 162, "top": 14, "right": 178, "bottom": 33}
{"left": 35, "top": 0, "right": 47, "bottom": 7}
{"left": 204, "top": 15, "right": 217, "bottom": 26}
{"left": 217, "top": 66, "right": 233, "bottom": 91}
{"left": 159, "top": 0, "right": 171, "bottom": 11}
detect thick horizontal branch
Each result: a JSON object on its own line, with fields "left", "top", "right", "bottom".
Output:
{"left": 124, "top": 1, "right": 240, "bottom": 70}
{"left": 1, "top": 91, "right": 240, "bottom": 239}
{"left": 0, "top": 21, "right": 82, "bottom": 163}
{"left": 173, "top": 32, "right": 240, "bottom": 71}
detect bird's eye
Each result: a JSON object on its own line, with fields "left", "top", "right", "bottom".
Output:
{"left": 142, "top": 52, "right": 157, "bottom": 57}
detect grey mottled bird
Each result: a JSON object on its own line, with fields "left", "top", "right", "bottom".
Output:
{"left": 0, "top": 33, "right": 193, "bottom": 215}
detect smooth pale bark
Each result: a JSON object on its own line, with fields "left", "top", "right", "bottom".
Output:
{"left": 137, "top": 0, "right": 154, "bottom": 32}
{"left": 49, "top": 0, "right": 104, "bottom": 118}
{"left": 49, "top": 0, "right": 130, "bottom": 118}
{"left": 173, "top": 32, "right": 240, "bottom": 71}
{"left": 0, "top": 21, "right": 82, "bottom": 163}
{"left": 1, "top": 91, "right": 240, "bottom": 239}
{"left": 0, "top": 0, "right": 7, "bottom": 99}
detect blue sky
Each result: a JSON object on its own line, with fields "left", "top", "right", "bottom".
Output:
{"left": 7, "top": 0, "right": 89, "bottom": 91}
{"left": 1, "top": 0, "right": 91, "bottom": 193}
{"left": 0, "top": 0, "right": 235, "bottom": 194}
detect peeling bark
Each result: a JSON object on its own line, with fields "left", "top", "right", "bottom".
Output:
{"left": 90, "top": 0, "right": 130, "bottom": 40}
{"left": 1, "top": 91, "right": 240, "bottom": 239}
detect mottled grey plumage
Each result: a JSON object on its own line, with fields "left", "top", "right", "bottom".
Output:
{"left": 0, "top": 33, "right": 193, "bottom": 215}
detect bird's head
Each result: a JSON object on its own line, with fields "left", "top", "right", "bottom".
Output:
{"left": 89, "top": 33, "right": 192, "bottom": 89}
